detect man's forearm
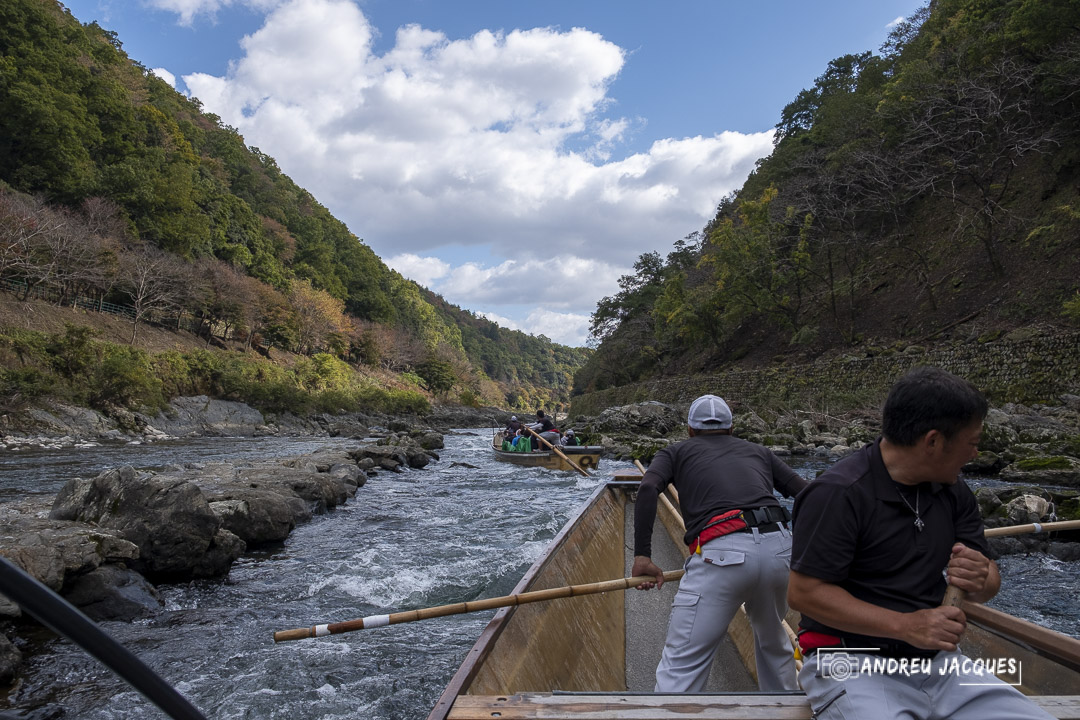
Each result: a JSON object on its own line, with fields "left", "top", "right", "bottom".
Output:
{"left": 788, "top": 572, "right": 907, "bottom": 641}
{"left": 633, "top": 479, "right": 660, "bottom": 558}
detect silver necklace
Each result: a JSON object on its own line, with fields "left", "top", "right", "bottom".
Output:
{"left": 896, "top": 485, "right": 924, "bottom": 532}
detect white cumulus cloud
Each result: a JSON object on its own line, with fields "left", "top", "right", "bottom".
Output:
{"left": 384, "top": 253, "right": 450, "bottom": 288}
{"left": 177, "top": 0, "right": 774, "bottom": 345}
{"left": 150, "top": 67, "right": 177, "bottom": 88}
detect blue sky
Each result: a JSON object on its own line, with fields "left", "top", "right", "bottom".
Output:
{"left": 65, "top": 0, "right": 922, "bottom": 346}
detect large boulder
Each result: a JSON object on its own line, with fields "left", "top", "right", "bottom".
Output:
{"left": 1000, "top": 456, "right": 1080, "bottom": 488}
{"left": 208, "top": 493, "right": 297, "bottom": 545}
{"left": 1002, "top": 495, "right": 1052, "bottom": 526}
{"left": 592, "top": 402, "right": 683, "bottom": 437}
{"left": 349, "top": 446, "right": 408, "bottom": 472}
{"left": 62, "top": 564, "right": 164, "bottom": 621}
{"left": 414, "top": 431, "right": 445, "bottom": 451}
{"left": 136, "top": 396, "right": 266, "bottom": 437}
{"left": 49, "top": 467, "right": 232, "bottom": 579}
{"left": 0, "top": 516, "right": 139, "bottom": 601}
{"left": 963, "top": 451, "right": 1005, "bottom": 475}
{"left": 238, "top": 465, "right": 350, "bottom": 513}
{"left": 977, "top": 422, "right": 1019, "bottom": 454}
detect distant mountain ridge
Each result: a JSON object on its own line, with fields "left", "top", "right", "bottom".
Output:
{"left": 0, "top": 0, "right": 588, "bottom": 410}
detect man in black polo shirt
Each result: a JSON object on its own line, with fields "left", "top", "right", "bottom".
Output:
{"left": 632, "top": 394, "right": 808, "bottom": 692}
{"left": 789, "top": 367, "right": 1052, "bottom": 719}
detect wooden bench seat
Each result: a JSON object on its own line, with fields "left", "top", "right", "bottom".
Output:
{"left": 448, "top": 693, "right": 1080, "bottom": 719}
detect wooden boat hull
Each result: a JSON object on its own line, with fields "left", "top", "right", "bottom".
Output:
{"left": 491, "top": 432, "right": 603, "bottom": 472}
{"left": 431, "top": 476, "right": 1080, "bottom": 719}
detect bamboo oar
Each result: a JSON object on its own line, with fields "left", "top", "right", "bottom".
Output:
{"left": 273, "top": 570, "right": 686, "bottom": 642}
{"left": 526, "top": 426, "right": 589, "bottom": 477}
{"left": 942, "top": 519, "right": 1080, "bottom": 607}
{"left": 273, "top": 516, "right": 1080, "bottom": 643}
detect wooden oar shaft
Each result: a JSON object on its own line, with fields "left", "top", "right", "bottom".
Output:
{"left": 985, "top": 519, "right": 1080, "bottom": 537}
{"left": 526, "top": 427, "right": 589, "bottom": 477}
{"left": 273, "top": 570, "right": 686, "bottom": 642}
{"left": 941, "top": 519, "right": 1080, "bottom": 608}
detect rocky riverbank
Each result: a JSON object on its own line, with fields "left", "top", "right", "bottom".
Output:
{"left": 566, "top": 394, "right": 1080, "bottom": 489}
{"left": 558, "top": 395, "right": 1080, "bottom": 556}
{"left": 0, "top": 395, "right": 500, "bottom": 451}
{"left": 0, "top": 423, "right": 448, "bottom": 689}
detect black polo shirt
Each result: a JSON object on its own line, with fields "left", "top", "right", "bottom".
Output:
{"left": 635, "top": 433, "right": 807, "bottom": 557}
{"left": 790, "top": 438, "right": 989, "bottom": 648}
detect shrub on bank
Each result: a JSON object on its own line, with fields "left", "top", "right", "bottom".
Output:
{"left": 0, "top": 325, "right": 429, "bottom": 418}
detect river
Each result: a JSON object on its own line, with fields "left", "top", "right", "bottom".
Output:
{"left": 1, "top": 431, "right": 1078, "bottom": 719}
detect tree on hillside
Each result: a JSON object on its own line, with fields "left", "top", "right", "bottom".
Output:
{"left": 879, "top": 54, "right": 1063, "bottom": 276}
{"left": 703, "top": 187, "right": 812, "bottom": 339}
{"left": 288, "top": 279, "right": 350, "bottom": 355}
{"left": 118, "top": 245, "right": 185, "bottom": 344}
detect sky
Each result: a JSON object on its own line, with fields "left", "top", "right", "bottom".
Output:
{"left": 64, "top": 0, "right": 922, "bottom": 346}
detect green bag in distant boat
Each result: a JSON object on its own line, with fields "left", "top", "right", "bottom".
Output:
{"left": 502, "top": 440, "right": 512, "bottom": 451}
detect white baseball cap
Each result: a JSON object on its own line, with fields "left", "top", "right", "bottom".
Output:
{"left": 687, "top": 394, "right": 732, "bottom": 430}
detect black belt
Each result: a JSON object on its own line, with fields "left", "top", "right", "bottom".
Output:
{"left": 737, "top": 521, "right": 783, "bottom": 534}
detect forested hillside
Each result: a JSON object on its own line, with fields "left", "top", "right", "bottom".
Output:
{"left": 576, "top": 0, "right": 1080, "bottom": 395}
{"left": 0, "top": 0, "right": 589, "bottom": 412}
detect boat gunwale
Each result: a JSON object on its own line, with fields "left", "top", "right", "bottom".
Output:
{"left": 427, "top": 480, "right": 638, "bottom": 720}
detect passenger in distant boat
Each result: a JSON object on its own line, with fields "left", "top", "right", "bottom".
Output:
{"left": 505, "top": 415, "right": 522, "bottom": 437}
{"left": 511, "top": 428, "right": 527, "bottom": 449}
{"left": 632, "top": 394, "right": 807, "bottom": 693}
{"left": 526, "top": 410, "right": 560, "bottom": 449}
{"left": 789, "top": 367, "right": 1053, "bottom": 720}
{"left": 560, "top": 429, "right": 579, "bottom": 446}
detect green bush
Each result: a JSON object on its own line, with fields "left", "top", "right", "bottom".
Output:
{"left": 1063, "top": 291, "right": 1080, "bottom": 325}
{"left": 46, "top": 324, "right": 98, "bottom": 379}
{"left": 0, "top": 366, "right": 54, "bottom": 407}
{"left": 0, "top": 322, "right": 434, "bottom": 418}
{"left": 90, "top": 346, "right": 165, "bottom": 410}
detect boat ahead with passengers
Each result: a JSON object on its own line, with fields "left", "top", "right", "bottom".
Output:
{"left": 491, "top": 431, "right": 603, "bottom": 473}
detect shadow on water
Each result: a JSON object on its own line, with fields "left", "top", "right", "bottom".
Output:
{"left": 0, "top": 435, "right": 1076, "bottom": 718}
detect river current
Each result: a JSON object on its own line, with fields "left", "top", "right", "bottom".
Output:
{"left": 1, "top": 430, "right": 1078, "bottom": 719}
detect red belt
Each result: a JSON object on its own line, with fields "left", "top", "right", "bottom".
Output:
{"left": 798, "top": 631, "right": 843, "bottom": 654}
{"left": 688, "top": 510, "right": 748, "bottom": 554}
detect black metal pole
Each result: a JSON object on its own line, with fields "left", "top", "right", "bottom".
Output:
{"left": 0, "top": 557, "right": 208, "bottom": 720}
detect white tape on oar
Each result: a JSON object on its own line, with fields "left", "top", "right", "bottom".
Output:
{"left": 363, "top": 614, "right": 390, "bottom": 629}
{"left": 315, "top": 624, "right": 331, "bottom": 637}
{"left": 1033, "top": 523, "right": 1043, "bottom": 533}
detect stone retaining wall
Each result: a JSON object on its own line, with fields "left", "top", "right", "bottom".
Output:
{"left": 570, "top": 329, "right": 1080, "bottom": 417}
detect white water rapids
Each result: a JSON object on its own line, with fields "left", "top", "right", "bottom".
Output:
{"left": 0, "top": 430, "right": 1076, "bottom": 718}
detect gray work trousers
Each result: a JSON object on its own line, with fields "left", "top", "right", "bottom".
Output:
{"left": 654, "top": 528, "right": 798, "bottom": 692}
{"left": 800, "top": 649, "right": 1054, "bottom": 719}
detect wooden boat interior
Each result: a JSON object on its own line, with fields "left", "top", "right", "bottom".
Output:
{"left": 430, "top": 476, "right": 1080, "bottom": 719}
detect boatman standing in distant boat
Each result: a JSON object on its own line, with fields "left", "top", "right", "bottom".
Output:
{"left": 632, "top": 394, "right": 808, "bottom": 692}
{"left": 526, "top": 410, "right": 560, "bottom": 449}
{"left": 788, "top": 367, "right": 1054, "bottom": 720}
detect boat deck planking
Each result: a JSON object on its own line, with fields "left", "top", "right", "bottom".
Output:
{"left": 446, "top": 693, "right": 1080, "bottom": 719}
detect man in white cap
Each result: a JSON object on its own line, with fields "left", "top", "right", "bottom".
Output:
{"left": 632, "top": 394, "right": 808, "bottom": 692}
